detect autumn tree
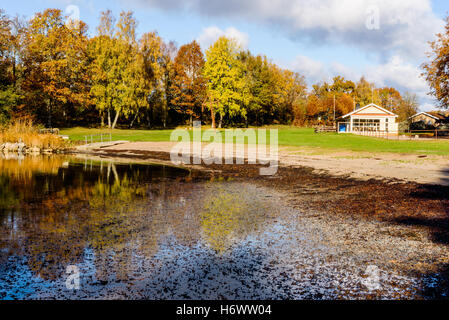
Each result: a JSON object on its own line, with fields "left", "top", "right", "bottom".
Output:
{"left": 331, "top": 76, "right": 355, "bottom": 95}
{"left": 377, "top": 87, "right": 402, "bottom": 112}
{"left": 276, "top": 69, "right": 307, "bottom": 124}
{"left": 0, "top": 11, "right": 27, "bottom": 123}
{"left": 0, "top": 10, "right": 14, "bottom": 122}
{"left": 237, "top": 52, "right": 303, "bottom": 126}
{"left": 203, "top": 36, "right": 247, "bottom": 128}
{"left": 135, "top": 31, "right": 163, "bottom": 128}
{"left": 0, "top": 9, "right": 8, "bottom": 60}
{"left": 423, "top": 16, "right": 449, "bottom": 109}
{"left": 308, "top": 79, "right": 348, "bottom": 124}
{"left": 158, "top": 40, "right": 177, "bottom": 128}
{"left": 21, "top": 9, "right": 90, "bottom": 127}
{"left": 355, "top": 77, "right": 381, "bottom": 107}
{"left": 171, "top": 40, "right": 206, "bottom": 126}
{"left": 112, "top": 11, "right": 140, "bottom": 128}
{"left": 305, "top": 94, "right": 321, "bottom": 122}
{"left": 257, "top": 61, "right": 283, "bottom": 124}
{"left": 90, "top": 10, "right": 145, "bottom": 129}
{"left": 89, "top": 10, "right": 119, "bottom": 127}
{"left": 396, "top": 92, "right": 419, "bottom": 123}
{"left": 335, "top": 93, "right": 354, "bottom": 115}
{"left": 237, "top": 52, "right": 267, "bottom": 126}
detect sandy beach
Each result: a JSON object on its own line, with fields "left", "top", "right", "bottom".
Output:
{"left": 80, "top": 141, "right": 449, "bottom": 186}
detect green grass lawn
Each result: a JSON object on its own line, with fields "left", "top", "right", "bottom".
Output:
{"left": 61, "top": 127, "right": 173, "bottom": 142}
{"left": 61, "top": 126, "right": 449, "bottom": 156}
{"left": 276, "top": 127, "right": 449, "bottom": 155}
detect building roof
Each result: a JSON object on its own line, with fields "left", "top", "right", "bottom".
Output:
{"left": 427, "top": 111, "right": 447, "bottom": 120}
{"left": 409, "top": 111, "right": 447, "bottom": 121}
{"left": 341, "top": 103, "right": 398, "bottom": 119}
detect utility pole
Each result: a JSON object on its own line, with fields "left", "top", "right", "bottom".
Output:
{"left": 333, "top": 94, "right": 336, "bottom": 126}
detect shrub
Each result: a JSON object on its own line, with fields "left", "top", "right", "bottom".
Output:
{"left": 0, "top": 120, "right": 69, "bottom": 150}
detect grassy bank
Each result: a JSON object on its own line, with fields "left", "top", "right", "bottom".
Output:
{"left": 61, "top": 127, "right": 173, "bottom": 143}
{"left": 61, "top": 126, "right": 449, "bottom": 155}
{"left": 1, "top": 121, "right": 68, "bottom": 150}
{"left": 276, "top": 127, "right": 449, "bottom": 155}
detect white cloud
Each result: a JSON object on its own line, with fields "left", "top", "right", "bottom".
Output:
{"left": 365, "top": 55, "right": 428, "bottom": 97}
{"left": 290, "top": 53, "right": 433, "bottom": 109}
{"left": 291, "top": 55, "right": 327, "bottom": 84}
{"left": 329, "top": 62, "right": 358, "bottom": 81}
{"left": 130, "top": 0, "right": 444, "bottom": 111}
{"left": 290, "top": 56, "right": 361, "bottom": 85}
{"left": 134, "top": 0, "right": 444, "bottom": 59}
{"left": 196, "top": 26, "right": 249, "bottom": 50}
{"left": 420, "top": 102, "right": 437, "bottom": 112}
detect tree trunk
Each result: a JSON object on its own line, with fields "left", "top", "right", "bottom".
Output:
{"left": 147, "top": 110, "right": 151, "bottom": 129}
{"left": 211, "top": 108, "right": 215, "bottom": 129}
{"left": 130, "top": 109, "right": 139, "bottom": 128}
{"left": 12, "top": 55, "right": 16, "bottom": 87}
{"left": 101, "top": 112, "right": 105, "bottom": 128}
{"left": 108, "top": 109, "right": 111, "bottom": 128}
{"left": 48, "top": 99, "right": 52, "bottom": 128}
{"left": 111, "top": 109, "right": 120, "bottom": 129}
{"left": 200, "top": 104, "right": 203, "bottom": 125}
{"left": 218, "top": 113, "right": 223, "bottom": 128}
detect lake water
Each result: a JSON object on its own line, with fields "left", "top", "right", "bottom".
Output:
{"left": 0, "top": 155, "right": 430, "bottom": 299}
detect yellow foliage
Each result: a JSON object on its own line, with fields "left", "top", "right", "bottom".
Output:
{"left": 0, "top": 155, "right": 67, "bottom": 183}
{"left": 0, "top": 120, "right": 68, "bottom": 149}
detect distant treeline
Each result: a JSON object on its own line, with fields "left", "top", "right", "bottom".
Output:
{"left": 0, "top": 8, "right": 419, "bottom": 128}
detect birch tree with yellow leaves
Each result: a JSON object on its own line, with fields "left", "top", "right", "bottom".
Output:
{"left": 203, "top": 36, "right": 248, "bottom": 128}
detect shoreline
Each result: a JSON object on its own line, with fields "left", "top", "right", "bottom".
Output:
{"left": 74, "top": 141, "right": 449, "bottom": 186}
{"left": 70, "top": 142, "right": 449, "bottom": 243}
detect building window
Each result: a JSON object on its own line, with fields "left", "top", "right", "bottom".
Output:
{"left": 352, "top": 118, "right": 380, "bottom": 131}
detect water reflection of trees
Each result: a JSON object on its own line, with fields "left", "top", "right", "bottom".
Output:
{"left": 0, "top": 157, "right": 197, "bottom": 281}
{"left": 0, "top": 155, "right": 69, "bottom": 210}
{"left": 200, "top": 186, "right": 271, "bottom": 254}
{"left": 0, "top": 156, "right": 275, "bottom": 283}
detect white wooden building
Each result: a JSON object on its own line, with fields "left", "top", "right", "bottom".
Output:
{"left": 337, "top": 103, "right": 399, "bottom": 134}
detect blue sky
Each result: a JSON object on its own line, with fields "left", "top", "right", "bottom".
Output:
{"left": 2, "top": 0, "right": 448, "bottom": 110}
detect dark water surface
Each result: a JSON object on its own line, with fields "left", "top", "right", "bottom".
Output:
{"left": 0, "top": 155, "right": 440, "bottom": 299}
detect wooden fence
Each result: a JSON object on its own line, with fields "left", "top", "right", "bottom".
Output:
{"left": 314, "top": 126, "right": 336, "bottom": 133}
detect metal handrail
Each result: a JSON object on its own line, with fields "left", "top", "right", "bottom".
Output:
{"left": 84, "top": 133, "right": 112, "bottom": 145}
